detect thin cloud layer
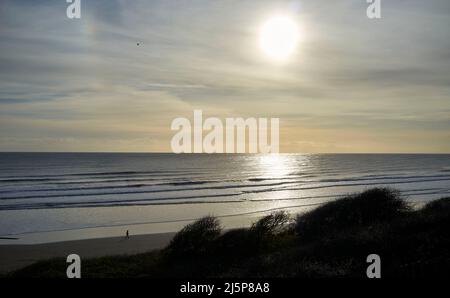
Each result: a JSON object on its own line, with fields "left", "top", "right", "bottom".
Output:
{"left": 0, "top": 0, "right": 449, "bottom": 152}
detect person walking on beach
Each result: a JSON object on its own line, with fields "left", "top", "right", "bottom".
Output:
{"left": 126, "top": 230, "right": 130, "bottom": 239}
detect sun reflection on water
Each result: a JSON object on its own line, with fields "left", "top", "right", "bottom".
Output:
{"left": 252, "top": 154, "right": 304, "bottom": 208}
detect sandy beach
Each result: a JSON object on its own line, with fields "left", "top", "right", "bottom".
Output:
{"left": 0, "top": 232, "right": 175, "bottom": 274}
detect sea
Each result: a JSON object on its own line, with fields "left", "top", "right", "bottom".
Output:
{"left": 0, "top": 153, "right": 449, "bottom": 243}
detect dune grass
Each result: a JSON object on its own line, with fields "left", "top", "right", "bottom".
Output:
{"left": 6, "top": 187, "right": 450, "bottom": 278}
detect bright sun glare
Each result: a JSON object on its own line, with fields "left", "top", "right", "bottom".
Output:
{"left": 259, "top": 15, "right": 299, "bottom": 61}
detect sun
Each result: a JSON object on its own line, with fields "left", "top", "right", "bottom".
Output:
{"left": 259, "top": 15, "right": 299, "bottom": 61}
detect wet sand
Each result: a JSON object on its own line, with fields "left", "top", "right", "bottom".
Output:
{"left": 0, "top": 232, "right": 175, "bottom": 274}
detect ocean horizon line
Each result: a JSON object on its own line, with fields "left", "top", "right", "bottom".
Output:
{"left": 0, "top": 151, "right": 449, "bottom": 155}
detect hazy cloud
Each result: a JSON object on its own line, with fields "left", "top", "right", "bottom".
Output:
{"left": 0, "top": 0, "right": 449, "bottom": 152}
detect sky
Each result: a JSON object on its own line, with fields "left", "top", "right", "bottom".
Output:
{"left": 0, "top": 0, "right": 449, "bottom": 153}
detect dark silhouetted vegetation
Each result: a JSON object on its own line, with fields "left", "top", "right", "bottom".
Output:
{"left": 295, "top": 188, "right": 410, "bottom": 241}
{"left": 165, "top": 215, "right": 221, "bottom": 258}
{"left": 6, "top": 188, "right": 450, "bottom": 278}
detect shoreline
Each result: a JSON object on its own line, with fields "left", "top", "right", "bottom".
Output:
{"left": 0, "top": 206, "right": 316, "bottom": 274}
{"left": 0, "top": 232, "right": 176, "bottom": 274}
{"left": 0, "top": 201, "right": 428, "bottom": 274}
{"left": 2, "top": 188, "right": 449, "bottom": 278}
{"left": 0, "top": 204, "right": 324, "bottom": 245}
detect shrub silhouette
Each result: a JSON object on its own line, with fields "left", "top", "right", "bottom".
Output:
{"left": 250, "top": 211, "right": 290, "bottom": 238}
{"left": 295, "top": 187, "right": 410, "bottom": 241}
{"left": 421, "top": 197, "right": 450, "bottom": 217}
{"left": 212, "top": 228, "right": 253, "bottom": 257}
{"left": 246, "top": 211, "right": 291, "bottom": 251}
{"left": 166, "top": 216, "right": 221, "bottom": 257}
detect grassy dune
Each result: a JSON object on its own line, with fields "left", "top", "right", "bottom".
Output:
{"left": 7, "top": 188, "right": 450, "bottom": 278}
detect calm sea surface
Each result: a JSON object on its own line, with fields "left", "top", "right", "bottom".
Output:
{"left": 1, "top": 153, "right": 449, "bottom": 237}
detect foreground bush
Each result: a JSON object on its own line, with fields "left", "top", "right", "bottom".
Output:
{"left": 165, "top": 216, "right": 221, "bottom": 257}
{"left": 212, "top": 228, "right": 252, "bottom": 257}
{"left": 213, "top": 211, "right": 291, "bottom": 257}
{"left": 420, "top": 197, "right": 450, "bottom": 217}
{"left": 295, "top": 187, "right": 410, "bottom": 241}
{"left": 250, "top": 211, "right": 290, "bottom": 238}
